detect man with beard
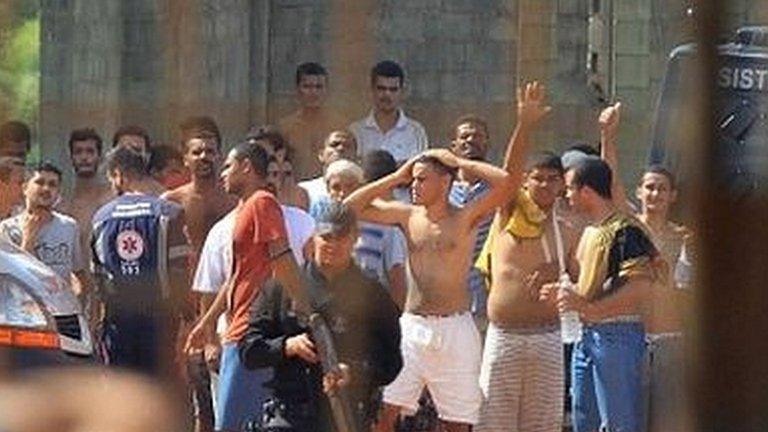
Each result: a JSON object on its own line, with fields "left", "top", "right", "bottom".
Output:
{"left": 0, "top": 162, "right": 93, "bottom": 299}
{"left": 349, "top": 61, "right": 428, "bottom": 165}
{"left": 161, "top": 117, "right": 235, "bottom": 432}
{"left": 62, "top": 128, "right": 113, "bottom": 258}
{"left": 184, "top": 141, "right": 305, "bottom": 431}
{"left": 162, "top": 117, "right": 235, "bottom": 267}
{"left": 345, "top": 149, "right": 513, "bottom": 432}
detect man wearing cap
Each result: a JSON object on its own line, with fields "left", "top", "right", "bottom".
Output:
{"left": 239, "top": 202, "right": 402, "bottom": 431}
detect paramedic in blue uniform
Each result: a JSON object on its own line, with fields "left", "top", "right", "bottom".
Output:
{"left": 91, "top": 146, "right": 191, "bottom": 376}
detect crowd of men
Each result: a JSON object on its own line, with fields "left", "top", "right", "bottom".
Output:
{"left": 0, "top": 60, "right": 693, "bottom": 432}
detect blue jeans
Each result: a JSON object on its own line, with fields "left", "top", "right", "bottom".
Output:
{"left": 216, "top": 343, "right": 272, "bottom": 431}
{"left": 571, "top": 322, "right": 645, "bottom": 432}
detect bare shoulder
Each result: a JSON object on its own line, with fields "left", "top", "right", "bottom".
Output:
{"left": 160, "top": 184, "right": 191, "bottom": 203}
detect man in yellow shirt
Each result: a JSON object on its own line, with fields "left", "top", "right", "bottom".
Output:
{"left": 545, "top": 157, "right": 660, "bottom": 432}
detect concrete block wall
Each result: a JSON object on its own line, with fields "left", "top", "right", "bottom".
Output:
{"left": 40, "top": 0, "right": 122, "bottom": 180}
{"left": 36, "top": 0, "right": 768, "bottom": 185}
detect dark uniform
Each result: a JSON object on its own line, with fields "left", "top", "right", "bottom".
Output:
{"left": 91, "top": 193, "right": 190, "bottom": 376}
{"left": 239, "top": 261, "right": 403, "bottom": 431}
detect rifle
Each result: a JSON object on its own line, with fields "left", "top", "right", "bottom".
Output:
{"left": 308, "top": 312, "right": 361, "bottom": 432}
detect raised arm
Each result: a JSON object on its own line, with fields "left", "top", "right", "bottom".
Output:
{"left": 343, "top": 159, "right": 414, "bottom": 227}
{"left": 500, "top": 81, "right": 552, "bottom": 215}
{"left": 599, "top": 102, "right": 631, "bottom": 213}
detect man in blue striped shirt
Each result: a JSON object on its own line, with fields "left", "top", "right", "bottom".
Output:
{"left": 448, "top": 115, "right": 494, "bottom": 330}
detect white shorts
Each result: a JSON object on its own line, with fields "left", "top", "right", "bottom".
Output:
{"left": 383, "top": 312, "right": 483, "bottom": 425}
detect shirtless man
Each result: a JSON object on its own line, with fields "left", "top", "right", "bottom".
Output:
{"left": 162, "top": 117, "right": 236, "bottom": 266}
{"left": 474, "top": 83, "right": 580, "bottom": 432}
{"left": 0, "top": 157, "right": 25, "bottom": 219}
{"left": 277, "top": 62, "right": 346, "bottom": 179}
{"left": 62, "top": 128, "right": 113, "bottom": 256}
{"left": 599, "top": 103, "right": 692, "bottom": 432}
{"left": 161, "top": 117, "right": 235, "bottom": 432}
{"left": 345, "top": 148, "right": 513, "bottom": 431}
{"left": 0, "top": 120, "right": 31, "bottom": 159}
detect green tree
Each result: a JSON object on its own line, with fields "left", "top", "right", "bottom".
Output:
{"left": 0, "top": 4, "right": 40, "bottom": 128}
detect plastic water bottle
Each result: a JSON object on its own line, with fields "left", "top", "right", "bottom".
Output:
{"left": 558, "top": 274, "right": 583, "bottom": 343}
{"left": 674, "top": 242, "right": 692, "bottom": 290}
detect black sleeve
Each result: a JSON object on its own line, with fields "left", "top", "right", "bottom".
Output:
{"left": 608, "top": 226, "right": 657, "bottom": 274}
{"left": 238, "top": 280, "right": 288, "bottom": 370}
{"left": 367, "top": 282, "right": 403, "bottom": 387}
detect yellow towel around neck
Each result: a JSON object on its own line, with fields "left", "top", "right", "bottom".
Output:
{"left": 474, "top": 189, "right": 547, "bottom": 290}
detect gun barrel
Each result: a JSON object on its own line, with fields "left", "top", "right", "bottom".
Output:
{"left": 308, "top": 313, "right": 360, "bottom": 432}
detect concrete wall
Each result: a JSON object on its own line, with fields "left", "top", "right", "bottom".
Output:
{"left": 37, "top": 0, "right": 768, "bottom": 185}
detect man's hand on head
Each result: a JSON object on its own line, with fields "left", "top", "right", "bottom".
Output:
{"left": 394, "top": 156, "right": 417, "bottom": 185}
{"left": 420, "top": 148, "right": 459, "bottom": 168}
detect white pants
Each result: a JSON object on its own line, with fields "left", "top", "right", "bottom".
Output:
{"left": 383, "top": 312, "right": 483, "bottom": 425}
{"left": 477, "top": 324, "right": 564, "bottom": 432}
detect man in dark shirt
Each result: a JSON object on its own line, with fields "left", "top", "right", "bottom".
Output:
{"left": 91, "top": 147, "right": 190, "bottom": 376}
{"left": 239, "top": 202, "right": 402, "bottom": 431}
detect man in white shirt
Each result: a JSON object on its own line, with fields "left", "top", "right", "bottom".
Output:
{"left": 349, "top": 61, "right": 429, "bottom": 164}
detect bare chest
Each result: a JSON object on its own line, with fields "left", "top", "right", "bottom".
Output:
{"left": 408, "top": 217, "right": 467, "bottom": 256}
{"left": 182, "top": 194, "right": 233, "bottom": 243}
{"left": 495, "top": 230, "right": 558, "bottom": 275}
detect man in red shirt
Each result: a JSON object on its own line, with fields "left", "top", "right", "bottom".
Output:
{"left": 185, "top": 141, "right": 304, "bottom": 431}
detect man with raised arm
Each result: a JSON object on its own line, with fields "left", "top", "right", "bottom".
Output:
{"left": 599, "top": 102, "right": 693, "bottom": 432}
{"left": 345, "top": 146, "right": 513, "bottom": 432}
{"left": 472, "top": 83, "right": 581, "bottom": 432}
